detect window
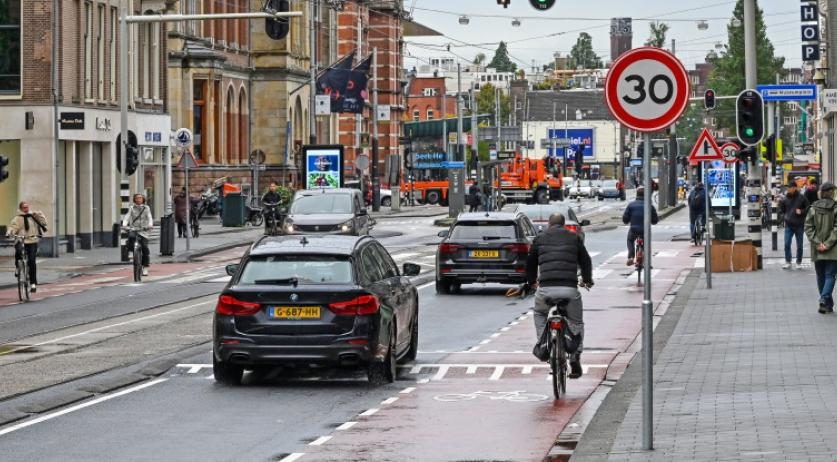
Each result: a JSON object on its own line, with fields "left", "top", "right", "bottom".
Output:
{"left": 412, "top": 109, "right": 420, "bottom": 121}
{"left": 110, "top": 7, "right": 116, "bottom": 101}
{"left": 371, "top": 243, "right": 399, "bottom": 280}
{"left": 84, "top": 1, "right": 93, "bottom": 99}
{"left": 427, "top": 108, "right": 434, "bottom": 120}
{"left": 359, "top": 246, "right": 385, "bottom": 284}
{"left": 238, "top": 255, "right": 354, "bottom": 285}
{"left": 0, "top": 0, "right": 21, "bottom": 94}
{"left": 450, "top": 221, "right": 518, "bottom": 240}
{"left": 422, "top": 88, "right": 437, "bottom": 97}
{"left": 97, "top": 4, "right": 104, "bottom": 100}
{"left": 152, "top": 22, "right": 160, "bottom": 99}
{"left": 192, "top": 79, "right": 206, "bottom": 159}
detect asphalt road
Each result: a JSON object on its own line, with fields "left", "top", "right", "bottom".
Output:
{"left": 0, "top": 197, "right": 692, "bottom": 461}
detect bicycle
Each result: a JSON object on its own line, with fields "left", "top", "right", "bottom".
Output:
{"left": 262, "top": 202, "right": 282, "bottom": 236}
{"left": 123, "top": 229, "right": 143, "bottom": 282}
{"left": 693, "top": 215, "right": 705, "bottom": 247}
{"left": 634, "top": 237, "right": 645, "bottom": 286}
{"left": 545, "top": 282, "right": 590, "bottom": 400}
{"left": 12, "top": 236, "right": 30, "bottom": 302}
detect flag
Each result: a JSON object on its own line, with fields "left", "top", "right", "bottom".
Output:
{"left": 316, "top": 52, "right": 355, "bottom": 112}
{"left": 341, "top": 55, "right": 373, "bottom": 114}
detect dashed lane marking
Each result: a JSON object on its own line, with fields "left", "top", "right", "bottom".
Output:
{"left": 381, "top": 397, "right": 399, "bottom": 405}
{"left": 309, "top": 436, "right": 332, "bottom": 446}
{"left": 336, "top": 422, "right": 357, "bottom": 431}
{"left": 278, "top": 454, "right": 305, "bottom": 462}
{"left": 359, "top": 408, "right": 379, "bottom": 417}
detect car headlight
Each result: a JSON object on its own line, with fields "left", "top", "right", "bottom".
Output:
{"left": 284, "top": 218, "right": 294, "bottom": 233}
{"left": 340, "top": 220, "right": 354, "bottom": 232}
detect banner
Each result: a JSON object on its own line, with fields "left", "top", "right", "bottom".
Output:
{"left": 316, "top": 52, "right": 355, "bottom": 113}
{"left": 341, "top": 55, "right": 372, "bottom": 114}
{"left": 547, "top": 128, "right": 594, "bottom": 160}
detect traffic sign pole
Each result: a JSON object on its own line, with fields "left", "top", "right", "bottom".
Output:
{"left": 642, "top": 132, "right": 654, "bottom": 451}
{"left": 704, "top": 161, "right": 712, "bottom": 289}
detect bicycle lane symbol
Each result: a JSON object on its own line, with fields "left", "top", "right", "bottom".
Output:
{"left": 434, "top": 390, "right": 549, "bottom": 403}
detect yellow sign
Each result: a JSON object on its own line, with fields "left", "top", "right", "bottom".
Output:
{"left": 776, "top": 138, "right": 783, "bottom": 161}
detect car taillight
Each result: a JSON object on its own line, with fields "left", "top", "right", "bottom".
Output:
{"left": 216, "top": 295, "right": 261, "bottom": 316}
{"left": 503, "top": 243, "right": 530, "bottom": 253}
{"left": 329, "top": 294, "right": 380, "bottom": 315}
{"left": 439, "top": 243, "right": 463, "bottom": 255}
{"left": 564, "top": 225, "right": 578, "bottom": 233}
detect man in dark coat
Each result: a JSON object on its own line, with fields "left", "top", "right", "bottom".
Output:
{"left": 687, "top": 181, "right": 707, "bottom": 244}
{"left": 173, "top": 188, "right": 189, "bottom": 238}
{"left": 780, "top": 182, "right": 810, "bottom": 269}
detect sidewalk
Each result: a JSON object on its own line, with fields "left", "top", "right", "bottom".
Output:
{"left": 572, "top": 250, "right": 835, "bottom": 460}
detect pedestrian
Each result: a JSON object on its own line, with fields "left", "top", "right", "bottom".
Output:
{"left": 779, "top": 182, "right": 810, "bottom": 270}
{"left": 467, "top": 183, "right": 480, "bottom": 212}
{"left": 173, "top": 187, "right": 188, "bottom": 238}
{"left": 687, "top": 180, "right": 707, "bottom": 244}
{"left": 804, "top": 178, "right": 819, "bottom": 206}
{"left": 6, "top": 201, "right": 48, "bottom": 293}
{"left": 805, "top": 182, "right": 837, "bottom": 314}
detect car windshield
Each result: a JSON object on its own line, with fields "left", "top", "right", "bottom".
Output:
{"left": 450, "top": 221, "right": 517, "bottom": 240}
{"left": 603, "top": 180, "right": 618, "bottom": 187}
{"left": 238, "top": 255, "right": 353, "bottom": 285}
{"left": 518, "top": 206, "right": 570, "bottom": 222}
{"left": 290, "top": 194, "right": 352, "bottom": 214}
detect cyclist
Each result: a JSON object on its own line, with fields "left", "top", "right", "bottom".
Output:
{"left": 525, "top": 213, "right": 594, "bottom": 379}
{"left": 623, "top": 186, "right": 659, "bottom": 266}
{"left": 6, "top": 201, "right": 48, "bottom": 293}
{"left": 687, "top": 180, "right": 707, "bottom": 245}
{"left": 261, "top": 181, "right": 284, "bottom": 234}
{"left": 121, "top": 193, "right": 153, "bottom": 276}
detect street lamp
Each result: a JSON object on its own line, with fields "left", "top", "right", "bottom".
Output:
{"left": 511, "top": 18, "right": 521, "bottom": 27}
{"left": 458, "top": 15, "right": 469, "bottom": 25}
{"left": 697, "top": 20, "right": 708, "bottom": 30}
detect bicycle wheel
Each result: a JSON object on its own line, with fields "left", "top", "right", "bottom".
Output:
{"left": 133, "top": 246, "right": 142, "bottom": 282}
{"left": 550, "top": 330, "right": 565, "bottom": 399}
{"left": 17, "top": 259, "right": 28, "bottom": 302}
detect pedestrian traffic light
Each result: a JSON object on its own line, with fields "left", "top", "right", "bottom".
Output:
{"left": 704, "top": 89, "right": 716, "bottom": 110}
{"left": 0, "top": 155, "right": 9, "bottom": 183}
{"left": 264, "top": 0, "right": 290, "bottom": 40}
{"left": 116, "top": 130, "right": 139, "bottom": 176}
{"left": 736, "top": 89, "right": 764, "bottom": 146}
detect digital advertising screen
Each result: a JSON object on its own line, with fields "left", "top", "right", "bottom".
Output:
{"left": 706, "top": 160, "right": 736, "bottom": 208}
{"left": 303, "top": 145, "right": 344, "bottom": 189}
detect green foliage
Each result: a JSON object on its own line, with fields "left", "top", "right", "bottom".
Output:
{"left": 645, "top": 22, "right": 669, "bottom": 48}
{"left": 475, "top": 83, "right": 511, "bottom": 124}
{"left": 706, "top": 0, "right": 785, "bottom": 131}
{"left": 473, "top": 53, "right": 486, "bottom": 66}
{"left": 569, "top": 33, "right": 602, "bottom": 69}
{"left": 488, "top": 42, "right": 517, "bottom": 73}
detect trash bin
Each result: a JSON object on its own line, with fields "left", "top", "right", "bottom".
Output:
{"left": 222, "top": 193, "right": 246, "bottom": 227}
{"left": 713, "top": 215, "right": 735, "bottom": 241}
{"left": 159, "top": 214, "right": 175, "bottom": 256}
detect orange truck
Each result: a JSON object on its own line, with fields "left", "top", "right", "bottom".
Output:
{"left": 403, "top": 154, "right": 563, "bottom": 205}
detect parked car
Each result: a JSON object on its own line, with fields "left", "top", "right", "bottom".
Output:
{"left": 213, "top": 234, "right": 421, "bottom": 385}
{"left": 562, "top": 177, "right": 575, "bottom": 199}
{"left": 284, "top": 188, "right": 372, "bottom": 236}
{"left": 345, "top": 180, "right": 393, "bottom": 207}
{"left": 597, "top": 179, "right": 625, "bottom": 200}
{"left": 568, "top": 180, "right": 596, "bottom": 198}
{"left": 435, "top": 212, "right": 537, "bottom": 294}
{"left": 506, "top": 203, "right": 590, "bottom": 240}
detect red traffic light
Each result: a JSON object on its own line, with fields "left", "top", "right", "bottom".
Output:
{"left": 704, "top": 89, "right": 716, "bottom": 110}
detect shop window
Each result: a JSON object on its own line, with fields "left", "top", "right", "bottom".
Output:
{"left": 427, "top": 108, "right": 434, "bottom": 120}
{"left": 0, "top": 0, "right": 20, "bottom": 95}
{"left": 193, "top": 79, "right": 207, "bottom": 160}
{"left": 84, "top": 1, "right": 93, "bottom": 99}
{"left": 97, "top": 4, "right": 104, "bottom": 100}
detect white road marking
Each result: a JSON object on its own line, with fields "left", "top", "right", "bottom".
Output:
{"left": 399, "top": 387, "right": 416, "bottom": 394}
{"left": 489, "top": 366, "right": 505, "bottom": 381}
{"left": 593, "top": 269, "right": 612, "bottom": 280}
{"left": 278, "top": 454, "right": 305, "bottom": 462}
{"left": 0, "top": 301, "right": 214, "bottom": 357}
{"left": 467, "top": 346, "right": 480, "bottom": 352}
{"left": 0, "top": 378, "right": 167, "bottom": 437}
{"left": 479, "top": 339, "right": 491, "bottom": 345}
{"left": 522, "top": 366, "right": 533, "bottom": 374}
{"left": 206, "top": 276, "right": 231, "bottom": 283}
{"left": 392, "top": 252, "right": 419, "bottom": 260}
{"left": 432, "top": 365, "right": 450, "bottom": 380}
{"left": 694, "top": 259, "right": 705, "bottom": 268}
{"left": 381, "top": 397, "right": 399, "bottom": 405}
{"left": 500, "top": 327, "right": 510, "bottom": 332}
{"left": 180, "top": 364, "right": 210, "bottom": 374}
{"left": 655, "top": 250, "right": 679, "bottom": 258}
{"left": 336, "top": 421, "right": 357, "bottom": 430}
{"left": 359, "top": 408, "right": 379, "bottom": 416}
{"left": 309, "top": 436, "right": 332, "bottom": 446}
{"left": 417, "top": 378, "right": 430, "bottom": 384}
{"left": 466, "top": 366, "right": 478, "bottom": 374}
{"left": 490, "top": 333, "right": 501, "bottom": 338}
{"left": 588, "top": 251, "right": 601, "bottom": 258}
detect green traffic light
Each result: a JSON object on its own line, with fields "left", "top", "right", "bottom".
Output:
{"left": 744, "top": 127, "right": 754, "bottom": 137}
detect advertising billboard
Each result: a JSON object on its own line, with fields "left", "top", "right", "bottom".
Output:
{"left": 547, "top": 128, "right": 594, "bottom": 159}
{"left": 706, "top": 160, "right": 736, "bottom": 208}
{"left": 303, "top": 145, "right": 344, "bottom": 189}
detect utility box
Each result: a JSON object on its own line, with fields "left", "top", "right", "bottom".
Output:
{"left": 159, "top": 214, "right": 175, "bottom": 256}
{"left": 713, "top": 215, "right": 735, "bottom": 241}
{"left": 222, "top": 193, "right": 246, "bottom": 227}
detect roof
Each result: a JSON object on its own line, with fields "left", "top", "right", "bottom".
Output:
{"left": 294, "top": 188, "right": 358, "bottom": 197}
{"left": 456, "top": 212, "right": 520, "bottom": 222}
{"left": 250, "top": 235, "right": 369, "bottom": 257}
{"left": 524, "top": 90, "right": 614, "bottom": 122}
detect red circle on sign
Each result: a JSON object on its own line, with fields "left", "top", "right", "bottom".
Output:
{"left": 605, "top": 47, "right": 691, "bottom": 133}
{"left": 720, "top": 142, "right": 739, "bottom": 164}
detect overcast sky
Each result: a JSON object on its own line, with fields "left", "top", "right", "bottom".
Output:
{"left": 404, "top": 0, "right": 803, "bottom": 72}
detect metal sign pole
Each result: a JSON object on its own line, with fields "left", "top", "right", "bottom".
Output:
{"left": 642, "top": 132, "right": 654, "bottom": 450}
{"left": 704, "top": 161, "right": 712, "bottom": 288}
{"left": 184, "top": 151, "right": 191, "bottom": 252}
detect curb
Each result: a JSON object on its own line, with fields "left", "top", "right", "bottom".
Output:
{"left": 171, "top": 239, "right": 255, "bottom": 263}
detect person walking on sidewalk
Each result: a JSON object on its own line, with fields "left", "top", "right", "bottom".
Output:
{"left": 6, "top": 202, "right": 48, "bottom": 293}
{"left": 687, "top": 181, "right": 707, "bottom": 245}
{"left": 467, "top": 183, "right": 480, "bottom": 212}
{"left": 780, "top": 182, "right": 810, "bottom": 270}
{"left": 525, "top": 213, "right": 594, "bottom": 379}
{"left": 122, "top": 194, "right": 153, "bottom": 277}
{"left": 804, "top": 182, "right": 837, "bottom": 314}
{"left": 805, "top": 178, "right": 820, "bottom": 206}
{"left": 623, "top": 187, "right": 659, "bottom": 266}
{"left": 173, "top": 188, "right": 189, "bottom": 238}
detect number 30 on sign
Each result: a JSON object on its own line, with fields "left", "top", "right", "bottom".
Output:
{"left": 605, "top": 47, "right": 691, "bottom": 132}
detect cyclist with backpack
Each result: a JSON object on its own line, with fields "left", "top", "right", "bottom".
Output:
{"left": 688, "top": 181, "right": 707, "bottom": 245}
{"left": 623, "top": 187, "right": 659, "bottom": 266}
{"left": 6, "top": 201, "right": 48, "bottom": 292}
{"left": 121, "top": 194, "right": 153, "bottom": 276}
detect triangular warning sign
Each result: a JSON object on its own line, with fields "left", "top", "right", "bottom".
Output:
{"left": 688, "top": 128, "right": 724, "bottom": 162}
{"left": 177, "top": 150, "right": 199, "bottom": 169}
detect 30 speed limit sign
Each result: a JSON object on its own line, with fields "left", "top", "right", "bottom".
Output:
{"left": 605, "top": 47, "right": 690, "bottom": 132}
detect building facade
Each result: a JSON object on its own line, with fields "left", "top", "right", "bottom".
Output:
{"left": 0, "top": 0, "right": 170, "bottom": 256}
{"left": 405, "top": 76, "right": 456, "bottom": 122}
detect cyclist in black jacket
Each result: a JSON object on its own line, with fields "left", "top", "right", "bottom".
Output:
{"left": 525, "top": 213, "right": 593, "bottom": 378}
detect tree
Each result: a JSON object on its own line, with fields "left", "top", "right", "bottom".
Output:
{"left": 474, "top": 83, "right": 510, "bottom": 122}
{"left": 473, "top": 52, "right": 486, "bottom": 68}
{"left": 488, "top": 41, "right": 517, "bottom": 73}
{"left": 645, "top": 22, "right": 669, "bottom": 48}
{"left": 706, "top": 0, "right": 785, "bottom": 131}
{"left": 569, "top": 33, "right": 602, "bottom": 69}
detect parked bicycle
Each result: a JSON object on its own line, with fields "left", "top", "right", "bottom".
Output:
{"left": 245, "top": 198, "right": 264, "bottom": 228}
{"left": 12, "top": 235, "right": 30, "bottom": 302}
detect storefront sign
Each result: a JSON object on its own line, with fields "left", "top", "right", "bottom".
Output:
{"left": 303, "top": 145, "right": 344, "bottom": 189}
{"left": 95, "top": 117, "right": 112, "bottom": 131}
{"left": 59, "top": 112, "right": 85, "bottom": 130}
{"left": 144, "top": 131, "right": 162, "bottom": 143}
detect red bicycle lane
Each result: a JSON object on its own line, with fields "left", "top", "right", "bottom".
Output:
{"left": 296, "top": 243, "right": 696, "bottom": 462}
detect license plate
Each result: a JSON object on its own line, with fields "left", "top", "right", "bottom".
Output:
{"left": 469, "top": 250, "right": 499, "bottom": 258}
{"left": 271, "top": 306, "right": 321, "bottom": 319}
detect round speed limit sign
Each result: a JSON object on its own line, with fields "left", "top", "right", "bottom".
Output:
{"left": 605, "top": 47, "right": 690, "bottom": 132}
{"left": 720, "top": 142, "right": 740, "bottom": 164}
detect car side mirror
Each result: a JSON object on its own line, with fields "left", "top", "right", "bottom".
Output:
{"left": 402, "top": 263, "right": 421, "bottom": 277}
{"left": 581, "top": 219, "right": 591, "bottom": 226}
{"left": 437, "top": 229, "right": 449, "bottom": 238}
{"left": 225, "top": 264, "right": 239, "bottom": 276}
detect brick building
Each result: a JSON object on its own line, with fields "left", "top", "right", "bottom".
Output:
{"left": 405, "top": 76, "right": 456, "bottom": 122}
{"left": 0, "top": 0, "right": 170, "bottom": 256}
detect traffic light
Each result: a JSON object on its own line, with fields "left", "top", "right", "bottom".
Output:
{"left": 497, "top": 0, "right": 511, "bottom": 7}
{"left": 404, "top": 147, "right": 413, "bottom": 170}
{"left": 529, "top": 0, "right": 556, "bottom": 10}
{"left": 736, "top": 89, "right": 764, "bottom": 146}
{"left": 265, "top": 0, "right": 290, "bottom": 40}
{"left": 116, "top": 130, "right": 139, "bottom": 176}
{"left": 575, "top": 144, "right": 585, "bottom": 176}
{"left": 0, "top": 155, "right": 8, "bottom": 183}
{"left": 637, "top": 141, "right": 645, "bottom": 158}
{"left": 704, "top": 89, "right": 716, "bottom": 110}
{"left": 764, "top": 134, "right": 776, "bottom": 164}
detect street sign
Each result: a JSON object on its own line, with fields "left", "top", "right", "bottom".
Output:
{"left": 248, "top": 149, "right": 265, "bottom": 165}
{"left": 315, "top": 95, "right": 331, "bottom": 115}
{"left": 756, "top": 84, "right": 817, "bottom": 102}
{"left": 540, "top": 138, "right": 571, "bottom": 149}
{"left": 488, "top": 143, "right": 498, "bottom": 161}
{"left": 175, "top": 128, "right": 193, "bottom": 148}
{"left": 822, "top": 89, "right": 837, "bottom": 115}
{"left": 605, "top": 47, "right": 690, "bottom": 133}
{"left": 688, "top": 128, "right": 724, "bottom": 162}
{"left": 497, "top": 151, "right": 515, "bottom": 160}
{"left": 355, "top": 154, "right": 370, "bottom": 171}
{"left": 377, "top": 105, "right": 391, "bottom": 121}
{"left": 177, "top": 150, "right": 199, "bottom": 169}
{"left": 720, "top": 142, "right": 739, "bottom": 164}
{"left": 441, "top": 161, "right": 465, "bottom": 168}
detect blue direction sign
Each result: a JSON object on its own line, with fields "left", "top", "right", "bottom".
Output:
{"left": 756, "top": 84, "right": 817, "bottom": 101}
{"left": 441, "top": 161, "right": 465, "bottom": 168}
